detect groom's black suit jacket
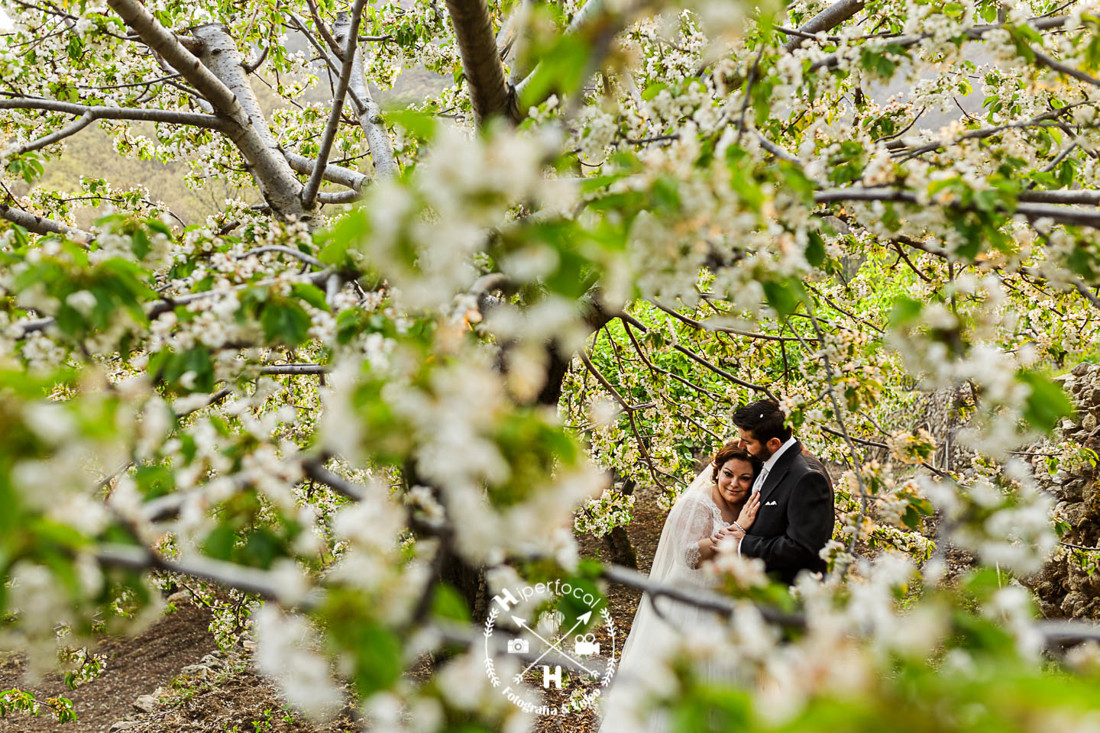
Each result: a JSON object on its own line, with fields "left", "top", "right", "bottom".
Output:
{"left": 741, "top": 441, "right": 834, "bottom": 585}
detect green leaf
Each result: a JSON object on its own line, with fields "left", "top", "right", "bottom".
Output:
{"left": 261, "top": 299, "right": 311, "bottom": 347}
{"left": 242, "top": 528, "right": 282, "bottom": 569}
{"left": 888, "top": 296, "right": 923, "bottom": 327}
{"left": 384, "top": 108, "right": 437, "bottom": 141}
{"left": 291, "top": 282, "right": 329, "bottom": 311}
{"left": 554, "top": 576, "right": 604, "bottom": 631}
{"left": 173, "top": 347, "right": 215, "bottom": 393}
{"left": 517, "top": 34, "right": 590, "bottom": 110}
{"left": 1018, "top": 370, "right": 1073, "bottom": 433}
{"left": 726, "top": 147, "right": 764, "bottom": 212}
{"left": 650, "top": 176, "right": 680, "bottom": 214}
{"left": 431, "top": 583, "right": 471, "bottom": 622}
{"left": 348, "top": 622, "right": 402, "bottom": 696}
{"left": 806, "top": 231, "right": 826, "bottom": 267}
{"left": 317, "top": 208, "right": 368, "bottom": 267}
{"left": 762, "top": 278, "right": 805, "bottom": 318}
{"left": 131, "top": 229, "right": 151, "bottom": 260}
{"left": 134, "top": 465, "right": 176, "bottom": 500}
{"left": 203, "top": 524, "right": 238, "bottom": 560}
{"left": 641, "top": 82, "right": 667, "bottom": 101}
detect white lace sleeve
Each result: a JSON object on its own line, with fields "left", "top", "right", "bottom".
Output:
{"left": 648, "top": 491, "right": 720, "bottom": 586}
{"left": 684, "top": 542, "right": 702, "bottom": 570}
{"left": 675, "top": 494, "right": 719, "bottom": 569}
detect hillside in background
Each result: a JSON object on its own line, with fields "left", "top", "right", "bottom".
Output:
{"left": 30, "top": 29, "right": 447, "bottom": 228}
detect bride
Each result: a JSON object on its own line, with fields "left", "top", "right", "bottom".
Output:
{"left": 599, "top": 442, "right": 760, "bottom": 732}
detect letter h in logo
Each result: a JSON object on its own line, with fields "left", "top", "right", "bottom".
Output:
{"left": 492, "top": 587, "right": 519, "bottom": 613}
{"left": 541, "top": 665, "right": 562, "bottom": 689}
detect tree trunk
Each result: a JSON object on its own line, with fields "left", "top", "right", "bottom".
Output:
{"left": 439, "top": 545, "right": 490, "bottom": 622}
{"left": 603, "top": 478, "right": 637, "bottom": 568}
{"left": 444, "top": 0, "right": 517, "bottom": 125}
{"left": 191, "top": 24, "right": 308, "bottom": 219}
{"left": 604, "top": 526, "right": 637, "bottom": 569}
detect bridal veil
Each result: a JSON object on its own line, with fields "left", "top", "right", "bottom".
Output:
{"left": 598, "top": 466, "right": 733, "bottom": 732}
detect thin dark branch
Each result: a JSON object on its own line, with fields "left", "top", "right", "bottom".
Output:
{"left": 621, "top": 317, "right": 723, "bottom": 400}
{"left": 578, "top": 350, "right": 650, "bottom": 413}
{"left": 105, "top": 0, "right": 244, "bottom": 120}
{"left": 305, "top": 0, "right": 343, "bottom": 57}
{"left": 671, "top": 343, "right": 776, "bottom": 399}
{"left": 13, "top": 268, "right": 337, "bottom": 339}
{"left": 790, "top": 312, "right": 867, "bottom": 557}
{"left": 302, "top": 0, "right": 368, "bottom": 208}
{"left": 95, "top": 543, "right": 314, "bottom": 604}
{"left": 302, "top": 458, "right": 367, "bottom": 502}
{"left": 652, "top": 300, "right": 816, "bottom": 342}
{"left": 244, "top": 43, "right": 270, "bottom": 74}
{"left": 890, "top": 241, "right": 934, "bottom": 283}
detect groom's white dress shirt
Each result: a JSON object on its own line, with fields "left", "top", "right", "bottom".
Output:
{"left": 750, "top": 435, "right": 797, "bottom": 495}
{"left": 739, "top": 435, "right": 798, "bottom": 556}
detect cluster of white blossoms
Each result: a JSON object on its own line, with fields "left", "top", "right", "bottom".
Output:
{"left": 255, "top": 605, "right": 344, "bottom": 722}
{"left": 574, "top": 487, "right": 637, "bottom": 537}
{"left": 923, "top": 465, "right": 1057, "bottom": 576}
{"left": 8, "top": 0, "right": 1100, "bottom": 728}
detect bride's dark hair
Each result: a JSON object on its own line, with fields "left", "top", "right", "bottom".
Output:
{"left": 710, "top": 442, "right": 759, "bottom": 484}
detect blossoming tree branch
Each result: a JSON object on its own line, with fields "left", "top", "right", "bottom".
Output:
{"left": 4, "top": 0, "right": 1100, "bottom": 728}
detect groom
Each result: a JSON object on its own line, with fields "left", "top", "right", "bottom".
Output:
{"left": 722, "top": 399, "right": 834, "bottom": 584}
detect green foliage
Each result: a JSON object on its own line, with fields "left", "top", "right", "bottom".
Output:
{"left": 0, "top": 689, "right": 77, "bottom": 724}
{"left": 1018, "top": 370, "right": 1074, "bottom": 432}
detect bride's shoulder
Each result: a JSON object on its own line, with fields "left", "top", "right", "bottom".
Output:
{"left": 673, "top": 487, "right": 719, "bottom": 514}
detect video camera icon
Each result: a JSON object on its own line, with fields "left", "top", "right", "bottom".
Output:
{"left": 574, "top": 633, "right": 600, "bottom": 656}
{"left": 507, "top": 638, "right": 529, "bottom": 654}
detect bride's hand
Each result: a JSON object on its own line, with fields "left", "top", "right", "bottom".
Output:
{"left": 695, "top": 536, "right": 719, "bottom": 565}
{"left": 712, "top": 526, "right": 744, "bottom": 543}
{"left": 736, "top": 492, "right": 761, "bottom": 530}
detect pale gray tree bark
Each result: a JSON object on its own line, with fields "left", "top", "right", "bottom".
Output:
{"left": 0, "top": 99, "right": 226, "bottom": 129}
{"left": 189, "top": 23, "right": 310, "bottom": 218}
{"left": 0, "top": 203, "right": 93, "bottom": 245}
{"left": 333, "top": 12, "right": 397, "bottom": 179}
{"left": 284, "top": 152, "right": 369, "bottom": 192}
{"left": 784, "top": 0, "right": 866, "bottom": 51}
{"left": 107, "top": 0, "right": 309, "bottom": 219}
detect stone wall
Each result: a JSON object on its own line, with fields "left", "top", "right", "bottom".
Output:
{"left": 1031, "top": 363, "right": 1100, "bottom": 619}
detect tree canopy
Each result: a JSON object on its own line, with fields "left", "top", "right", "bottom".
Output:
{"left": 4, "top": 0, "right": 1100, "bottom": 729}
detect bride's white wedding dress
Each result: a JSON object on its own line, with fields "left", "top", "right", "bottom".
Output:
{"left": 598, "top": 470, "right": 736, "bottom": 732}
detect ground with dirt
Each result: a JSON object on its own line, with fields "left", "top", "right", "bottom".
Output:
{"left": 0, "top": 484, "right": 670, "bottom": 733}
{"left": 0, "top": 604, "right": 216, "bottom": 732}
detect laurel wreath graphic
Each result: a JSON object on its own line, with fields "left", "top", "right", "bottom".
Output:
{"left": 483, "top": 606, "right": 502, "bottom": 687}
{"left": 598, "top": 606, "right": 617, "bottom": 689}
{"left": 483, "top": 601, "right": 619, "bottom": 709}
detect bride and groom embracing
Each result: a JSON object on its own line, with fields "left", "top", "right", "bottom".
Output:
{"left": 599, "top": 399, "right": 835, "bottom": 732}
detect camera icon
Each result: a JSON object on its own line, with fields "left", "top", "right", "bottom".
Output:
{"left": 507, "top": 638, "right": 529, "bottom": 654}
{"left": 574, "top": 633, "right": 600, "bottom": 657}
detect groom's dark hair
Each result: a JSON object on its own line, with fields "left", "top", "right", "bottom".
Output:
{"left": 732, "top": 400, "right": 791, "bottom": 444}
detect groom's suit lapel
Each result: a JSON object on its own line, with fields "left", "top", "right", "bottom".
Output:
{"left": 758, "top": 441, "right": 801, "bottom": 505}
